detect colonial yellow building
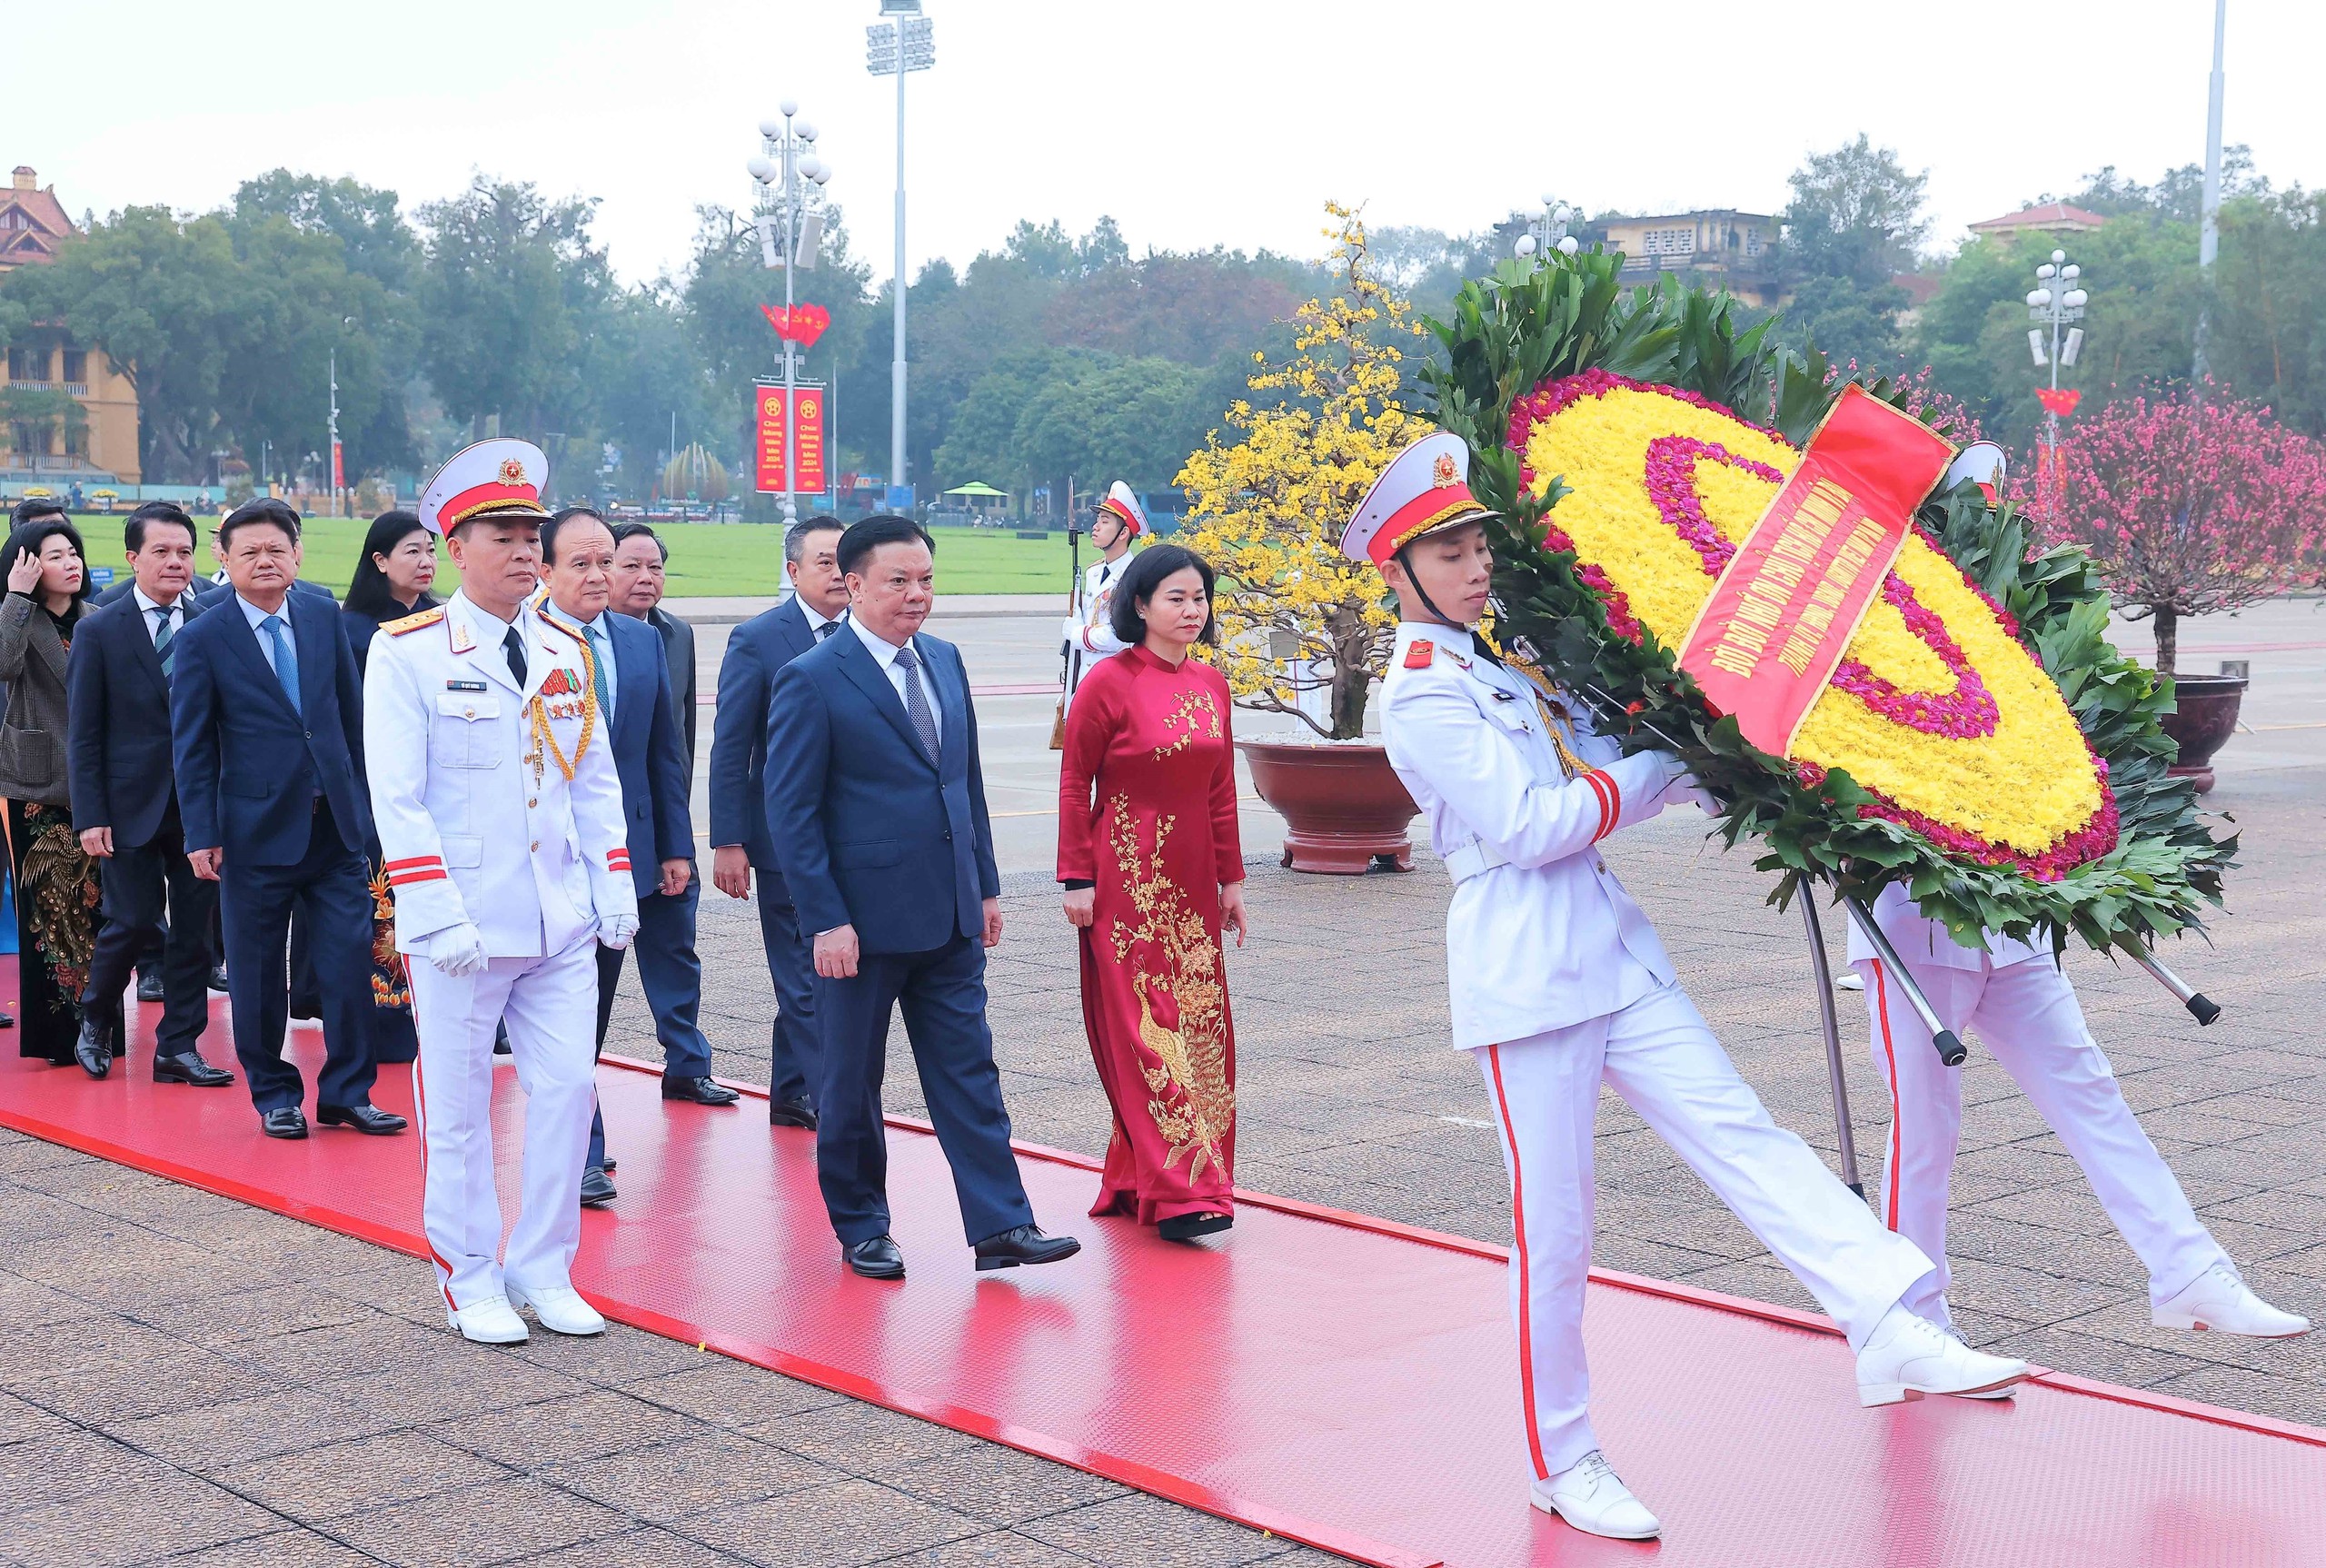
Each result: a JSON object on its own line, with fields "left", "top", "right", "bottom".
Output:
{"left": 1599, "top": 210, "right": 1782, "bottom": 307}
{"left": 1, "top": 166, "right": 142, "bottom": 487}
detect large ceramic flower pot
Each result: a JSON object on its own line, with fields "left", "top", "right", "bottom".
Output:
{"left": 1238, "top": 739, "right": 1419, "bottom": 876}
{"left": 2160, "top": 672, "right": 2247, "bottom": 794}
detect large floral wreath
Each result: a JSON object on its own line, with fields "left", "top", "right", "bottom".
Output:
{"left": 1419, "top": 254, "right": 2232, "bottom": 954}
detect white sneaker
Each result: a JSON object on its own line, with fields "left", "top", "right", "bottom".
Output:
{"left": 448, "top": 1297, "right": 529, "bottom": 1344}
{"left": 1528, "top": 1451, "right": 1660, "bottom": 1541}
{"left": 1855, "top": 1303, "right": 2028, "bottom": 1406}
{"left": 506, "top": 1280, "right": 607, "bottom": 1336}
{"left": 2153, "top": 1263, "right": 2311, "bottom": 1338}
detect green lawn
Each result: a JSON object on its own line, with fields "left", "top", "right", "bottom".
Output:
{"left": 52, "top": 515, "right": 1079, "bottom": 599}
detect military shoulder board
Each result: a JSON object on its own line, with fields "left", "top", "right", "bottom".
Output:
{"left": 1403, "top": 640, "right": 1435, "bottom": 670}
{"left": 384, "top": 608, "right": 445, "bottom": 637}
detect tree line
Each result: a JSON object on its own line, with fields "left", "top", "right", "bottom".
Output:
{"left": 5, "top": 143, "right": 2316, "bottom": 503}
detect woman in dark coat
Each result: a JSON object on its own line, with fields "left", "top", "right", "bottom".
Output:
{"left": 333, "top": 511, "right": 441, "bottom": 1067}
{"left": 0, "top": 512, "right": 101, "bottom": 1066}
{"left": 341, "top": 510, "right": 439, "bottom": 676}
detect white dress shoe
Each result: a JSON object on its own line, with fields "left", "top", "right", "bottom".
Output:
{"left": 506, "top": 1280, "right": 607, "bottom": 1336}
{"left": 1855, "top": 1303, "right": 2028, "bottom": 1406}
{"left": 1529, "top": 1451, "right": 1661, "bottom": 1541}
{"left": 448, "top": 1297, "right": 529, "bottom": 1345}
{"left": 2153, "top": 1263, "right": 2310, "bottom": 1337}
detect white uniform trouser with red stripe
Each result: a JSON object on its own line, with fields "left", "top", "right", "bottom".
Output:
{"left": 1476, "top": 982, "right": 1936, "bottom": 1480}
{"left": 410, "top": 932, "right": 601, "bottom": 1313}
{"left": 1858, "top": 953, "right": 2227, "bottom": 1327}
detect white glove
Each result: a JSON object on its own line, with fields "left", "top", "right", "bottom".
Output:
{"left": 1059, "top": 616, "right": 1084, "bottom": 648}
{"left": 600, "top": 913, "right": 640, "bottom": 951}
{"left": 421, "top": 921, "right": 487, "bottom": 978}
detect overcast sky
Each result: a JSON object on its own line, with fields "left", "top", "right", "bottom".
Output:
{"left": 20, "top": 2, "right": 2323, "bottom": 286}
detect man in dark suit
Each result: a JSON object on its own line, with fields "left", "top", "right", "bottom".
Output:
{"left": 65, "top": 502, "right": 232, "bottom": 1086}
{"left": 539, "top": 509, "right": 731, "bottom": 1206}
{"left": 610, "top": 523, "right": 696, "bottom": 779}
{"left": 708, "top": 514, "right": 846, "bottom": 1128}
{"left": 171, "top": 498, "right": 403, "bottom": 1141}
{"left": 765, "top": 516, "right": 1079, "bottom": 1280}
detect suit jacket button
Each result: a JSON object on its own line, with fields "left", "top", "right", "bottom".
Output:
{"left": 942, "top": 830, "right": 952, "bottom": 841}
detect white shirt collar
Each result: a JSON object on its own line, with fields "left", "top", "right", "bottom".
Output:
{"left": 131, "top": 584, "right": 184, "bottom": 617}
{"left": 800, "top": 600, "right": 840, "bottom": 632}
{"left": 848, "top": 614, "right": 911, "bottom": 669}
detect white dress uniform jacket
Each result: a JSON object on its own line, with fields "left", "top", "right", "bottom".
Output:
{"left": 1379, "top": 622, "right": 1687, "bottom": 1049}
{"left": 1060, "top": 556, "right": 1131, "bottom": 714}
{"left": 363, "top": 591, "right": 638, "bottom": 955}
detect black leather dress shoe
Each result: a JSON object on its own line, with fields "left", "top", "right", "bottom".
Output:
{"left": 580, "top": 1166, "right": 617, "bottom": 1206}
{"left": 261, "top": 1107, "right": 309, "bottom": 1139}
{"left": 661, "top": 1075, "right": 741, "bottom": 1106}
{"left": 844, "top": 1235, "right": 906, "bottom": 1280}
{"left": 974, "top": 1224, "right": 1082, "bottom": 1271}
{"left": 135, "top": 971, "right": 165, "bottom": 1004}
{"left": 0, "top": 1007, "right": 14, "bottom": 1027}
{"left": 768, "top": 1097, "right": 819, "bottom": 1130}
{"left": 207, "top": 965, "right": 229, "bottom": 995}
{"left": 74, "top": 1015, "right": 114, "bottom": 1079}
{"left": 153, "top": 1052, "right": 234, "bottom": 1087}
{"left": 601, "top": 1157, "right": 617, "bottom": 1174}
{"left": 316, "top": 1103, "right": 407, "bottom": 1135}
{"left": 1158, "top": 1211, "right": 1234, "bottom": 1243}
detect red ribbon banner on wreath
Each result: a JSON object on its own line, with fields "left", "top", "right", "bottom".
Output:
{"left": 760, "top": 303, "right": 830, "bottom": 349}
{"left": 1675, "top": 384, "right": 1955, "bottom": 758}
{"left": 2034, "top": 386, "right": 2082, "bottom": 418}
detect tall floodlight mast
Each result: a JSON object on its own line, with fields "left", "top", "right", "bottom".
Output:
{"left": 867, "top": 0, "right": 934, "bottom": 511}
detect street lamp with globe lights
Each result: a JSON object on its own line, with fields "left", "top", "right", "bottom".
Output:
{"left": 1513, "top": 196, "right": 1579, "bottom": 265}
{"left": 750, "top": 103, "right": 832, "bottom": 523}
{"left": 2025, "top": 246, "right": 2089, "bottom": 457}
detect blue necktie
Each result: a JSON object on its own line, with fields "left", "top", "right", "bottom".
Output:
{"left": 585, "top": 620, "right": 613, "bottom": 721}
{"left": 261, "top": 613, "right": 301, "bottom": 715}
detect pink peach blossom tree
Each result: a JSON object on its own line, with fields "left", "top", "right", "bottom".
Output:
{"left": 2036, "top": 383, "right": 2326, "bottom": 674}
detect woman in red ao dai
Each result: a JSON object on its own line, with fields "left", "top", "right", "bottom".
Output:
{"left": 1057, "top": 545, "right": 1247, "bottom": 1241}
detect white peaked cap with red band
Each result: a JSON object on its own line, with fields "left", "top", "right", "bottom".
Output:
{"left": 1095, "top": 481, "right": 1147, "bottom": 537}
{"left": 1340, "top": 431, "right": 1496, "bottom": 569}
{"left": 1943, "top": 441, "right": 2008, "bottom": 505}
{"left": 417, "top": 438, "right": 553, "bottom": 537}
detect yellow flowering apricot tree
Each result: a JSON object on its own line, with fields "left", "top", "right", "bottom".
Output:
{"left": 1175, "top": 206, "right": 1417, "bottom": 739}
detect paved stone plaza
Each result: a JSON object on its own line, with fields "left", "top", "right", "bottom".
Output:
{"left": 2, "top": 598, "right": 2320, "bottom": 1565}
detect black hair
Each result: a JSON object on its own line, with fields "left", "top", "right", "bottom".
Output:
{"left": 217, "top": 496, "right": 302, "bottom": 552}
{"left": 9, "top": 497, "right": 65, "bottom": 528}
{"left": 783, "top": 513, "right": 844, "bottom": 566}
{"left": 836, "top": 514, "right": 934, "bottom": 580}
{"left": 610, "top": 521, "right": 669, "bottom": 562}
{"left": 1109, "top": 542, "right": 1218, "bottom": 647}
{"left": 542, "top": 505, "right": 611, "bottom": 570}
{"left": 344, "top": 510, "right": 433, "bottom": 619}
{"left": 0, "top": 516, "right": 92, "bottom": 605}
{"left": 124, "top": 501, "right": 197, "bottom": 552}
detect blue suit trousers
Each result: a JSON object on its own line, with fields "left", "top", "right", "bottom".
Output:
{"left": 588, "top": 877, "right": 711, "bottom": 1169}
{"left": 754, "top": 878, "right": 819, "bottom": 1107}
{"left": 813, "top": 934, "right": 1032, "bottom": 1247}
{"left": 218, "top": 800, "right": 378, "bottom": 1115}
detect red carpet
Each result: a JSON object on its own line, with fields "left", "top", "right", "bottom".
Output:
{"left": 5, "top": 976, "right": 2326, "bottom": 1568}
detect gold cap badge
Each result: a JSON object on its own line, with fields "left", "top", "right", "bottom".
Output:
{"left": 1432, "top": 452, "right": 1458, "bottom": 488}
{"left": 498, "top": 457, "right": 527, "bottom": 486}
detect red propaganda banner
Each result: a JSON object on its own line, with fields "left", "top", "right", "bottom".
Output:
{"left": 754, "top": 383, "right": 827, "bottom": 495}
{"left": 331, "top": 440, "right": 344, "bottom": 491}
{"left": 1675, "top": 384, "right": 1955, "bottom": 757}
{"left": 2034, "top": 386, "right": 2082, "bottom": 418}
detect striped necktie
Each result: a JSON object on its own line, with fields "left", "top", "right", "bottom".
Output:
{"left": 150, "top": 605, "right": 176, "bottom": 677}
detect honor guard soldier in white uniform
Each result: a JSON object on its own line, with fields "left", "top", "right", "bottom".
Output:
{"left": 1059, "top": 481, "right": 1145, "bottom": 717}
{"left": 1851, "top": 885, "right": 2308, "bottom": 1341}
{"left": 1357, "top": 432, "right": 2028, "bottom": 1541}
{"left": 366, "top": 439, "right": 640, "bottom": 1345}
